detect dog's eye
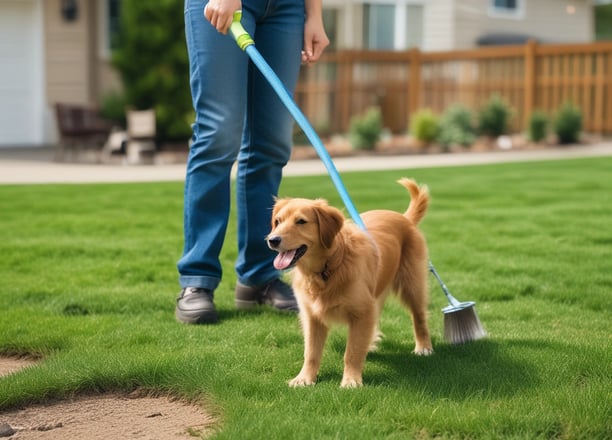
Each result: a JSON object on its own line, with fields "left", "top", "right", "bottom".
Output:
{"left": 274, "top": 218, "right": 281, "bottom": 227}
{"left": 295, "top": 218, "right": 307, "bottom": 225}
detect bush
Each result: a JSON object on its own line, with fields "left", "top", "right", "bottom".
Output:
{"left": 478, "top": 94, "right": 512, "bottom": 137}
{"left": 112, "top": 0, "right": 193, "bottom": 142}
{"left": 437, "top": 104, "right": 476, "bottom": 148}
{"left": 527, "top": 110, "right": 549, "bottom": 143}
{"left": 100, "top": 91, "right": 128, "bottom": 127}
{"left": 349, "top": 107, "right": 383, "bottom": 150}
{"left": 409, "top": 109, "right": 440, "bottom": 144}
{"left": 553, "top": 102, "right": 582, "bottom": 144}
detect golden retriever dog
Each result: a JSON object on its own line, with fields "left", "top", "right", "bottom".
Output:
{"left": 267, "top": 178, "right": 433, "bottom": 388}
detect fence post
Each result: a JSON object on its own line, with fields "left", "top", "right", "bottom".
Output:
{"left": 409, "top": 48, "right": 422, "bottom": 120}
{"left": 336, "top": 51, "right": 353, "bottom": 133}
{"left": 524, "top": 39, "right": 537, "bottom": 130}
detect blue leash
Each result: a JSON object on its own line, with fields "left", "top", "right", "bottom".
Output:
{"left": 229, "top": 12, "right": 366, "bottom": 231}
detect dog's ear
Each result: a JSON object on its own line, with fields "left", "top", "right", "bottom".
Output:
{"left": 313, "top": 202, "right": 344, "bottom": 249}
{"left": 271, "top": 198, "right": 289, "bottom": 228}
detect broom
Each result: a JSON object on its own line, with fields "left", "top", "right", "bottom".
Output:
{"left": 229, "top": 12, "right": 486, "bottom": 344}
{"left": 429, "top": 262, "right": 487, "bottom": 344}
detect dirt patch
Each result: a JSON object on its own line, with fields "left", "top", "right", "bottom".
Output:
{"left": 0, "top": 358, "right": 37, "bottom": 378}
{"left": 0, "top": 358, "right": 216, "bottom": 439}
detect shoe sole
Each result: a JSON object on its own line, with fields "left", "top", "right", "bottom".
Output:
{"left": 235, "top": 298, "right": 259, "bottom": 310}
{"left": 175, "top": 308, "right": 218, "bottom": 324}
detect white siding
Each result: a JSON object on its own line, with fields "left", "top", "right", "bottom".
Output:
{"left": 423, "top": 0, "right": 456, "bottom": 51}
{"left": 454, "top": 0, "right": 593, "bottom": 49}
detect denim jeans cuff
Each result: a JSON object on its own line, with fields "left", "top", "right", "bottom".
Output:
{"left": 179, "top": 275, "right": 220, "bottom": 291}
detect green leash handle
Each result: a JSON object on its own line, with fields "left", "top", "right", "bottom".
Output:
{"left": 230, "top": 11, "right": 254, "bottom": 50}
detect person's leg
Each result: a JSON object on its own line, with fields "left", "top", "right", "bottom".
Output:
{"left": 177, "top": 0, "right": 256, "bottom": 323}
{"left": 234, "top": 0, "right": 305, "bottom": 288}
{"left": 178, "top": 0, "right": 250, "bottom": 292}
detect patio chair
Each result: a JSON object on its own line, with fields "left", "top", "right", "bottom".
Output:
{"left": 125, "top": 109, "right": 157, "bottom": 165}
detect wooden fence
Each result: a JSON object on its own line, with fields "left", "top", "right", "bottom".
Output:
{"left": 294, "top": 41, "right": 612, "bottom": 135}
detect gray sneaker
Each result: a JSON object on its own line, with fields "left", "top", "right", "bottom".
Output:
{"left": 235, "top": 279, "right": 298, "bottom": 312}
{"left": 175, "top": 287, "right": 218, "bottom": 324}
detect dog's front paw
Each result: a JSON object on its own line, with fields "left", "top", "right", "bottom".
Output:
{"left": 288, "top": 375, "right": 316, "bottom": 387}
{"left": 413, "top": 346, "right": 433, "bottom": 356}
{"left": 340, "top": 376, "right": 363, "bottom": 388}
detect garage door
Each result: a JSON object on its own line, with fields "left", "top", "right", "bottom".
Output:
{"left": 0, "top": 0, "right": 45, "bottom": 146}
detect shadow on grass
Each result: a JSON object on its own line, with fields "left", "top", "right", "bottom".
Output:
{"left": 363, "top": 338, "right": 538, "bottom": 400}
{"left": 214, "top": 306, "right": 300, "bottom": 322}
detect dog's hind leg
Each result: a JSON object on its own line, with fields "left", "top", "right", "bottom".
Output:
{"left": 368, "top": 295, "right": 386, "bottom": 352}
{"left": 397, "top": 266, "right": 433, "bottom": 355}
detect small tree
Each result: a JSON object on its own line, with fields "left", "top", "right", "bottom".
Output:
{"left": 437, "top": 104, "right": 476, "bottom": 149}
{"left": 409, "top": 109, "right": 440, "bottom": 145}
{"left": 111, "top": 0, "right": 193, "bottom": 142}
{"left": 478, "top": 94, "right": 512, "bottom": 137}
{"left": 348, "top": 107, "right": 383, "bottom": 150}
{"left": 553, "top": 102, "right": 582, "bottom": 144}
{"left": 527, "top": 110, "right": 549, "bottom": 143}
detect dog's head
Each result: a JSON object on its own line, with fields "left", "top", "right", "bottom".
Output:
{"left": 267, "top": 198, "right": 345, "bottom": 270}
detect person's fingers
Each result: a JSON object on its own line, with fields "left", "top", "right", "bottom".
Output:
{"left": 203, "top": 3, "right": 233, "bottom": 34}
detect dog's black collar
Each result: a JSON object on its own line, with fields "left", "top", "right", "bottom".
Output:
{"left": 320, "top": 262, "right": 330, "bottom": 282}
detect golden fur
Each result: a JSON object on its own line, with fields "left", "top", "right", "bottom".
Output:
{"left": 267, "top": 178, "right": 433, "bottom": 388}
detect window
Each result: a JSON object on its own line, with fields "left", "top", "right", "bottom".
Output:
{"left": 493, "top": 0, "right": 517, "bottom": 10}
{"left": 363, "top": 4, "right": 395, "bottom": 50}
{"left": 108, "top": 0, "right": 121, "bottom": 51}
{"left": 322, "top": 8, "right": 338, "bottom": 51}
{"left": 99, "top": 0, "right": 121, "bottom": 58}
{"left": 362, "top": 1, "right": 424, "bottom": 50}
{"left": 489, "top": 0, "right": 524, "bottom": 19}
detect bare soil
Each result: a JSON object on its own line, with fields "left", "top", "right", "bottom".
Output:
{"left": 0, "top": 357, "right": 215, "bottom": 439}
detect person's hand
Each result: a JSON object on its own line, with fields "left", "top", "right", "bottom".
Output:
{"left": 301, "top": 15, "right": 329, "bottom": 65}
{"left": 204, "top": 0, "right": 242, "bottom": 34}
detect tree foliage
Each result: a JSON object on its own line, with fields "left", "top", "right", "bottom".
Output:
{"left": 112, "top": 0, "right": 193, "bottom": 142}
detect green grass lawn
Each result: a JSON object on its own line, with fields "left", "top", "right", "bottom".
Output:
{"left": 1, "top": 157, "right": 610, "bottom": 439}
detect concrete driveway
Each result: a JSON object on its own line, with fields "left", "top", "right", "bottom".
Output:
{"left": 1, "top": 142, "right": 611, "bottom": 185}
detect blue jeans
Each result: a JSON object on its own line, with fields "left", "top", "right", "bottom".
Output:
{"left": 179, "top": 0, "right": 305, "bottom": 291}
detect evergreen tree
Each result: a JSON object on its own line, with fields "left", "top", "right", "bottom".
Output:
{"left": 112, "top": 0, "right": 193, "bottom": 142}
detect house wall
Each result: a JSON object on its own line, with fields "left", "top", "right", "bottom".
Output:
{"left": 323, "top": 0, "right": 364, "bottom": 49}
{"left": 422, "top": 0, "right": 455, "bottom": 51}
{"left": 95, "top": 0, "right": 123, "bottom": 100}
{"left": 454, "top": 0, "right": 593, "bottom": 49}
{"left": 43, "top": 0, "right": 96, "bottom": 105}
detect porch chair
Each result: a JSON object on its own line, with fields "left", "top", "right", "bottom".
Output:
{"left": 125, "top": 109, "right": 157, "bottom": 165}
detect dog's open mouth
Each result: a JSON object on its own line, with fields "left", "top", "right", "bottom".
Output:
{"left": 273, "top": 245, "right": 307, "bottom": 270}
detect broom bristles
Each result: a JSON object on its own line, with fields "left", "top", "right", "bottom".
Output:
{"left": 444, "top": 306, "right": 487, "bottom": 344}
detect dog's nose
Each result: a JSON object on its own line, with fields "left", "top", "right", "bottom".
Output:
{"left": 267, "top": 235, "right": 282, "bottom": 249}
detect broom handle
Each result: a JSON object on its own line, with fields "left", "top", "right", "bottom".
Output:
{"left": 230, "top": 12, "right": 458, "bottom": 308}
{"left": 428, "top": 261, "right": 462, "bottom": 307}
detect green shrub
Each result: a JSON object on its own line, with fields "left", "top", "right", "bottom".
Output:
{"left": 100, "top": 91, "right": 128, "bottom": 127}
{"left": 478, "top": 94, "right": 512, "bottom": 137}
{"left": 553, "top": 102, "right": 582, "bottom": 144}
{"left": 409, "top": 109, "right": 440, "bottom": 144}
{"left": 111, "top": 0, "right": 192, "bottom": 142}
{"left": 349, "top": 107, "right": 383, "bottom": 150}
{"left": 437, "top": 104, "right": 476, "bottom": 148}
{"left": 527, "top": 110, "right": 549, "bottom": 142}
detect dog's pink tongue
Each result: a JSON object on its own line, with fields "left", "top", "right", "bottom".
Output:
{"left": 274, "top": 250, "right": 296, "bottom": 270}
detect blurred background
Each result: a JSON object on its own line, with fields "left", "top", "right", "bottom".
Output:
{"left": 0, "top": 0, "right": 610, "bottom": 162}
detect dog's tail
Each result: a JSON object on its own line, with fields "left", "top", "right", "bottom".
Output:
{"left": 398, "top": 178, "right": 429, "bottom": 225}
